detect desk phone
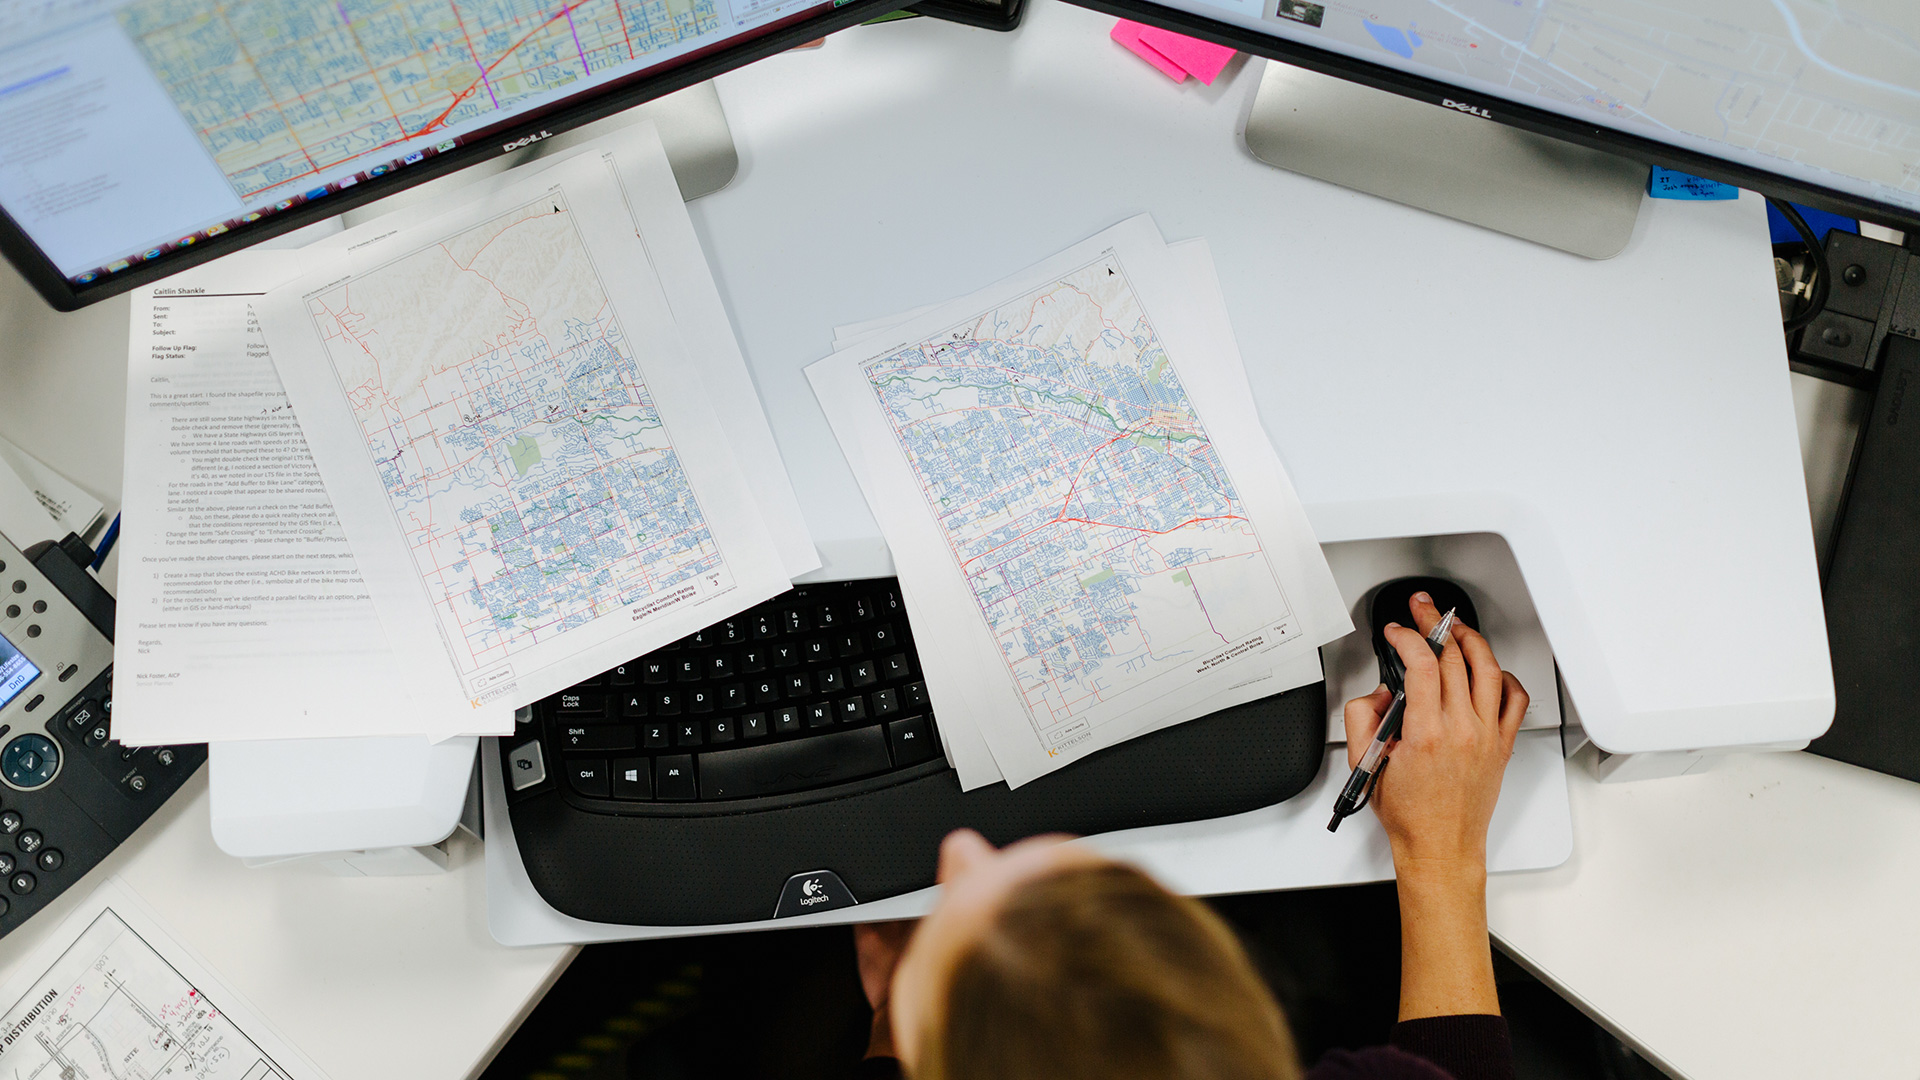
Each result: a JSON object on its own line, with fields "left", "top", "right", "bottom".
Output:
{"left": 0, "top": 530, "right": 201, "bottom": 937}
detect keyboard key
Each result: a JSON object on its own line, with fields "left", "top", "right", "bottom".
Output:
{"left": 741, "top": 712, "right": 769, "bottom": 740}
{"left": 751, "top": 678, "right": 780, "bottom": 704}
{"left": 654, "top": 690, "right": 683, "bottom": 716}
{"left": 675, "top": 657, "right": 702, "bottom": 682}
{"left": 869, "top": 623, "right": 899, "bottom": 651}
{"left": 851, "top": 595, "right": 874, "bottom": 622}
{"left": 610, "top": 664, "right": 638, "bottom": 686}
{"left": 688, "top": 688, "right": 715, "bottom": 714}
{"left": 871, "top": 688, "right": 900, "bottom": 717}
{"left": 773, "top": 707, "right": 803, "bottom": 734}
{"left": 740, "top": 647, "right": 769, "bottom": 674}
{"left": 817, "top": 666, "right": 845, "bottom": 694}
{"left": 772, "top": 643, "right": 802, "bottom": 668}
{"left": 554, "top": 691, "right": 604, "bottom": 717}
{"left": 806, "top": 703, "right": 834, "bottom": 729}
{"left": 617, "top": 692, "right": 648, "bottom": 718}
{"left": 708, "top": 654, "right": 734, "bottom": 680}
{"left": 784, "top": 672, "right": 812, "bottom": 698}
{"left": 817, "top": 604, "right": 841, "bottom": 629}
{"left": 561, "top": 725, "right": 636, "bottom": 752}
{"left": 675, "top": 720, "right": 705, "bottom": 747}
{"left": 883, "top": 653, "right": 913, "bottom": 681}
{"left": 783, "top": 608, "right": 810, "bottom": 633}
{"left": 565, "top": 759, "right": 611, "bottom": 797}
{"left": 710, "top": 717, "right": 737, "bottom": 744}
{"left": 642, "top": 660, "right": 670, "bottom": 685}
{"left": 719, "top": 620, "right": 745, "bottom": 645}
{"left": 655, "top": 755, "right": 697, "bottom": 801}
{"left": 888, "top": 716, "right": 939, "bottom": 766}
{"left": 642, "top": 722, "right": 671, "bottom": 749}
{"left": 903, "top": 680, "right": 929, "bottom": 708}
{"left": 612, "top": 757, "right": 651, "bottom": 800}
{"left": 803, "top": 638, "right": 832, "bottom": 663}
{"left": 750, "top": 614, "right": 778, "bottom": 639}
{"left": 698, "top": 726, "right": 893, "bottom": 800}
{"left": 880, "top": 589, "right": 902, "bottom": 615}
{"left": 838, "top": 696, "right": 867, "bottom": 724}
{"left": 850, "top": 660, "right": 879, "bottom": 688}
{"left": 720, "top": 683, "right": 747, "bottom": 710}
{"left": 688, "top": 628, "right": 717, "bottom": 649}
{"left": 836, "top": 632, "right": 864, "bottom": 658}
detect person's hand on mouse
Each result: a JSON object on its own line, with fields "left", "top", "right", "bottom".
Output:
{"left": 1344, "top": 590, "right": 1528, "bottom": 1020}
{"left": 1342, "top": 590, "right": 1528, "bottom": 872}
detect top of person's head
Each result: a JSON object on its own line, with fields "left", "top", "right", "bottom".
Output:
{"left": 890, "top": 831, "right": 1302, "bottom": 1080}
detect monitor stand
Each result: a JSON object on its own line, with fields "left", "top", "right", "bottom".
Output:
{"left": 1242, "top": 60, "right": 1648, "bottom": 259}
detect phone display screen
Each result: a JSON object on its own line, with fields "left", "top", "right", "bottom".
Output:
{"left": 0, "top": 629, "right": 41, "bottom": 711}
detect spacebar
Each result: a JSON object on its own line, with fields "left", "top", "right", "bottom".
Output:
{"left": 698, "top": 727, "right": 894, "bottom": 799}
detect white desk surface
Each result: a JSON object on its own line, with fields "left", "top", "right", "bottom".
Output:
{"left": 0, "top": 1, "right": 1885, "bottom": 1077}
{"left": 1489, "top": 747, "right": 1920, "bottom": 1080}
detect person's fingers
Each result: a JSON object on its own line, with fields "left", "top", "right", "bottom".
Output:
{"left": 1455, "top": 622, "right": 1504, "bottom": 723}
{"left": 1407, "top": 591, "right": 1442, "bottom": 636}
{"left": 1434, "top": 628, "right": 1472, "bottom": 710}
{"left": 1386, "top": 622, "right": 1441, "bottom": 737}
{"left": 1343, "top": 683, "right": 1393, "bottom": 767}
{"left": 1497, "top": 671, "right": 1529, "bottom": 754}
{"left": 935, "top": 828, "right": 996, "bottom": 884}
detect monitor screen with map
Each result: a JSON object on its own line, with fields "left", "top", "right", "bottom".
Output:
{"left": 1091, "top": 0, "right": 1919, "bottom": 232}
{"left": 0, "top": 0, "right": 898, "bottom": 309}
{"left": 2, "top": 0, "right": 1916, "bottom": 309}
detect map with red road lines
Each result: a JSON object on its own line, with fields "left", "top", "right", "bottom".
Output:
{"left": 302, "top": 190, "right": 727, "bottom": 680}
{"left": 864, "top": 253, "right": 1294, "bottom": 749}
{"left": 118, "top": 0, "right": 721, "bottom": 198}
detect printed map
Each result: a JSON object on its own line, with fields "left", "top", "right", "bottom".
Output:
{"left": 865, "top": 254, "right": 1293, "bottom": 749}
{"left": 0, "top": 909, "right": 288, "bottom": 1080}
{"left": 303, "top": 190, "right": 726, "bottom": 683}
{"left": 117, "top": 0, "right": 722, "bottom": 197}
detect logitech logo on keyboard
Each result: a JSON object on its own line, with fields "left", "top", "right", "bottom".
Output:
{"left": 1441, "top": 98, "right": 1491, "bottom": 119}
{"left": 799, "top": 878, "right": 830, "bottom": 906}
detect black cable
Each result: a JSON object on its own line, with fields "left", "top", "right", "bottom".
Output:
{"left": 1769, "top": 197, "right": 1830, "bottom": 332}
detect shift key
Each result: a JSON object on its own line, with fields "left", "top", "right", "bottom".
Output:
{"left": 561, "top": 724, "right": 637, "bottom": 752}
{"left": 699, "top": 727, "right": 892, "bottom": 800}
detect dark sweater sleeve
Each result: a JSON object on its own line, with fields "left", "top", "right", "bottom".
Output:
{"left": 1388, "top": 1014, "right": 1515, "bottom": 1080}
{"left": 849, "top": 1056, "right": 903, "bottom": 1080}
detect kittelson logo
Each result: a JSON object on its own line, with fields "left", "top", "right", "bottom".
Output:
{"left": 1442, "top": 98, "right": 1492, "bottom": 119}
{"left": 502, "top": 130, "right": 553, "bottom": 152}
{"left": 0, "top": 989, "right": 58, "bottom": 1054}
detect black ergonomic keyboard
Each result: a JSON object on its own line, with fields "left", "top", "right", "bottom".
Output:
{"left": 0, "top": 535, "right": 203, "bottom": 940}
{"left": 533, "top": 580, "right": 938, "bottom": 805}
{"left": 499, "top": 576, "right": 1328, "bottom": 927}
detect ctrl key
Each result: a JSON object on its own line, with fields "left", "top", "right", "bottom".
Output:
{"left": 565, "top": 759, "right": 611, "bottom": 798}
{"left": 655, "top": 755, "right": 697, "bottom": 801}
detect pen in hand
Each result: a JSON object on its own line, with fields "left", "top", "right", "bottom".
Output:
{"left": 1326, "top": 608, "right": 1456, "bottom": 833}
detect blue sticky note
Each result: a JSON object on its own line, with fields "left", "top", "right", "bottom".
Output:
{"left": 1648, "top": 167, "right": 1739, "bottom": 201}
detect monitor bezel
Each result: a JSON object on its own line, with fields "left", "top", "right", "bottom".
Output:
{"left": 1, "top": 0, "right": 903, "bottom": 311}
{"left": 1070, "top": 0, "right": 1920, "bottom": 239}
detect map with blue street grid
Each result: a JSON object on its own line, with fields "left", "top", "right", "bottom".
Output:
{"left": 863, "top": 254, "right": 1295, "bottom": 750}
{"left": 117, "top": 0, "right": 721, "bottom": 198}
{"left": 302, "top": 189, "right": 726, "bottom": 679}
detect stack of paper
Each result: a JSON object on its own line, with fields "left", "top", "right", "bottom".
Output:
{"left": 0, "top": 435, "right": 106, "bottom": 544}
{"left": 114, "top": 122, "right": 816, "bottom": 746}
{"left": 808, "top": 216, "right": 1349, "bottom": 789}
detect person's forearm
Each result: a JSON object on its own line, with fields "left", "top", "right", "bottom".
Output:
{"left": 1394, "top": 854, "right": 1500, "bottom": 1021}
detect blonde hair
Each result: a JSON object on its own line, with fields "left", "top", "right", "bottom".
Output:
{"left": 916, "top": 862, "right": 1302, "bottom": 1080}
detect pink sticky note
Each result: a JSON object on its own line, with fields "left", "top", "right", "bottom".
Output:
{"left": 1111, "top": 19, "right": 1189, "bottom": 82}
{"left": 1136, "top": 24, "right": 1237, "bottom": 85}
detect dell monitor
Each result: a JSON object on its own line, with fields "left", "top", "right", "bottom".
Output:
{"left": 2, "top": 0, "right": 1916, "bottom": 309}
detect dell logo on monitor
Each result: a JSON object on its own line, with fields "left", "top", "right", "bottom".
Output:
{"left": 1441, "top": 98, "right": 1492, "bottom": 119}
{"left": 502, "top": 130, "right": 553, "bottom": 152}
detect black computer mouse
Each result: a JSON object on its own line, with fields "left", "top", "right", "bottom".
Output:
{"left": 1367, "top": 576, "right": 1479, "bottom": 695}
